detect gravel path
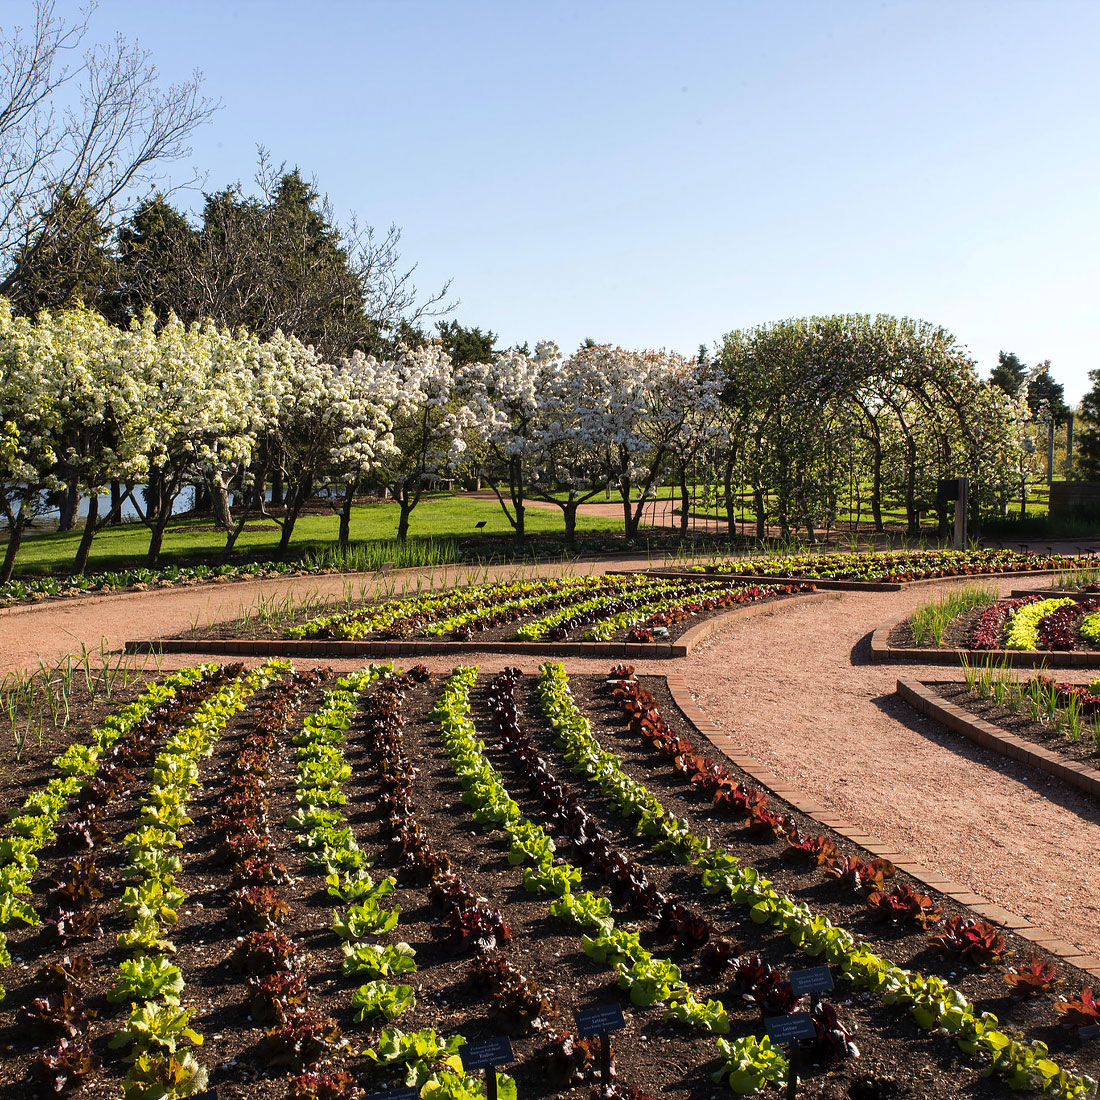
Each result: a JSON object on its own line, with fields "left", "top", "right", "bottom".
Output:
{"left": 3, "top": 566, "right": 1098, "bottom": 957}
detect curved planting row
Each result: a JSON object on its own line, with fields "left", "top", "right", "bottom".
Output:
{"left": 687, "top": 548, "right": 1094, "bottom": 584}
{"left": 532, "top": 662, "right": 1095, "bottom": 1098}
{"left": 286, "top": 576, "right": 637, "bottom": 640}
{"left": 970, "top": 596, "right": 1100, "bottom": 651}
{"left": 285, "top": 574, "right": 809, "bottom": 647}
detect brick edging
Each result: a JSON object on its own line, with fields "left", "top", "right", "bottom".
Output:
{"left": 663, "top": 673, "right": 1100, "bottom": 977}
{"left": 869, "top": 608, "right": 1100, "bottom": 668}
{"left": 126, "top": 590, "right": 829, "bottom": 661}
{"left": 897, "top": 678, "right": 1100, "bottom": 802}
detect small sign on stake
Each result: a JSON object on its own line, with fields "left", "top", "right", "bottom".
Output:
{"left": 764, "top": 1012, "right": 816, "bottom": 1100}
{"left": 191, "top": 1091, "right": 219, "bottom": 1100}
{"left": 575, "top": 1003, "right": 626, "bottom": 1087}
{"left": 367, "top": 1088, "right": 420, "bottom": 1100}
{"left": 459, "top": 1034, "right": 514, "bottom": 1100}
{"left": 789, "top": 965, "right": 833, "bottom": 998}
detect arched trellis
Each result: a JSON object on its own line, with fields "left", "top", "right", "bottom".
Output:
{"left": 712, "top": 315, "right": 1001, "bottom": 545}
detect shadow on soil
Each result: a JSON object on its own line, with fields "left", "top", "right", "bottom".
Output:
{"left": 872, "top": 691, "right": 1100, "bottom": 828}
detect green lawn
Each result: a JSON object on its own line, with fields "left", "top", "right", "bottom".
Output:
{"left": 8, "top": 494, "right": 621, "bottom": 576}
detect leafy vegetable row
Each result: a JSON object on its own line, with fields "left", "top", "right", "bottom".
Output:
{"left": 112, "top": 659, "right": 285, "bottom": 1099}
{"left": 689, "top": 548, "right": 1094, "bottom": 584}
{"left": 435, "top": 666, "right": 789, "bottom": 1094}
{"left": 0, "top": 664, "right": 218, "bottom": 1002}
{"left": 535, "top": 662, "right": 1097, "bottom": 1098}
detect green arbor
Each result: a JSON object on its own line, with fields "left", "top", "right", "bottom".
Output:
{"left": 713, "top": 315, "right": 1023, "bottom": 543}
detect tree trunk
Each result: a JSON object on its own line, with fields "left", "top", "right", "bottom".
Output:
{"left": 107, "top": 481, "right": 124, "bottom": 526}
{"left": 146, "top": 520, "right": 167, "bottom": 567}
{"left": 679, "top": 467, "right": 690, "bottom": 536}
{"left": 210, "top": 479, "right": 233, "bottom": 531}
{"left": 58, "top": 481, "right": 79, "bottom": 532}
{"left": 905, "top": 438, "right": 919, "bottom": 536}
{"left": 338, "top": 480, "right": 356, "bottom": 553}
{"left": 723, "top": 455, "right": 737, "bottom": 541}
{"left": 397, "top": 490, "right": 413, "bottom": 542}
{"left": 0, "top": 506, "right": 27, "bottom": 583}
{"left": 73, "top": 494, "right": 99, "bottom": 575}
{"left": 562, "top": 502, "right": 578, "bottom": 543}
{"left": 271, "top": 470, "right": 284, "bottom": 507}
{"left": 753, "top": 484, "right": 766, "bottom": 543}
{"left": 871, "top": 434, "right": 884, "bottom": 533}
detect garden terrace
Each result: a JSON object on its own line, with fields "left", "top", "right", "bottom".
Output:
{"left": 654, "top": 549, "right": 1100, "bottom": 591}
{"left": 128, "top": 574, "right": 822, "bottom": 660}
{"left": 1, "top": 660, "right": 1098, "bottom": 1100}
{"left": 876, "top": 592, "right": 1100, "bottom": 668}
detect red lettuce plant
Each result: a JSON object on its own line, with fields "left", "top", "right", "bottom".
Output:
{"left": 932, "top": 916, "right": 1010, "bottom": 968}
{"left": 1004, "top": 957, "right": 1061, "bottom": 998}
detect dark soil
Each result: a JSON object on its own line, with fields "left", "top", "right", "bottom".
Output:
{"left": 0, "top": 676, "right": 150, "bottom": 822}
{"left": 932, "top": 681, "right": 1100, "bottom": 768}
{"left": 888, "top": 608, "right": 985, "bottom": 651}
{"left": 1, "top": 666, "right": 1096, "bottom": 1100}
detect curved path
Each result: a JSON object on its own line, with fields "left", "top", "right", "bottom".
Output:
{"left": 3, "top": 567, "right": 1098, "bottom": 957}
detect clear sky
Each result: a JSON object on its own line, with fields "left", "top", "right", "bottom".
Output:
{"left": 39, "top": 0, "right": 1100, "bottom": 402}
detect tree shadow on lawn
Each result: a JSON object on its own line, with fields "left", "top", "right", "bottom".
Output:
{"left": 871, "top": 692, "right": 1100, "bottom": 829}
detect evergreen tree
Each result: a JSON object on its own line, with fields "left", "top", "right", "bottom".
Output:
{"left": 1076, "top": 368, "right": 1100, "bottom": 479}
{"left": 990, "top": 351, "right": 1027, "bottom": 397}
{"left": 435, "top": 319, "right": 497, "bottom": 366}
{"left": 5, "top": 190, "right": 116, "bottom": 316}
{"left": 1026, "top": 362, "right": 1069, "bottom": 423}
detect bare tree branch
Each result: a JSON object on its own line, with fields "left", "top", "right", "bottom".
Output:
{"left": 0, "top": 0, "right": 220, "bottom": 296}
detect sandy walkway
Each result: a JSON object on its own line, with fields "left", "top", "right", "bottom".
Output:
{"left": 3, "top": 568, "right": 1097, "bottom": 956}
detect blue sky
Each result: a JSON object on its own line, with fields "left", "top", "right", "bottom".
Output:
{"left": 41, "top": 0, "right": 1100, "bottom": 401}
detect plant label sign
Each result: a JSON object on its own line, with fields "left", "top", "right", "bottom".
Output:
{"left": 461, "top": 1034, "right": 515, "bottom": 1070}
{"left": 368, "top": 1089, "right": 420, "bottom": 1100}
{"left": 764, "top": 1012, "right": 816, "bottom": 1044}
{"left": 1079, "top": 1025, "right": 1100, "bottom": 1042}
{"left": 191, "top": 1091, "right": 218, "bottom": 1100}
{"left": 789, "top": 965, "right": 833, "bottom": 996}
{"left": 575, "top": 1003, "right": 626, "bottom": 1038}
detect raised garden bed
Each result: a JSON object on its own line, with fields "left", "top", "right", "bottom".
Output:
{"left": 874, "top": 593, "right": 1100, "bottom": 668}
{"left": 643, "top": 549, "right": 1099, "bottom": 591}
{"left": 1, "top": 661, "right": 1097, "bottom": 1100}
{"left": 897, "top": 679, "right": 1100, "bottom": 802}
{"left": 130, "top": 577, "right": 822, "bottom": 660}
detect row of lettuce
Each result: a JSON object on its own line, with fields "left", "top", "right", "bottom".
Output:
{"left": 2, "top": 659, "right": 1096, "bottom": 1099}
{"left": 287, "top": 574, "right": 811, "bottom": 644}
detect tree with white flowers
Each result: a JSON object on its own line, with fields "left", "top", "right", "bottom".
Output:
{"left": 28, "top": 303, "right": 156, "bottom": 572}
{"left": 254, "top": 335, "right": 396, "bottom": 557}
{"left": 372, "top": 342, "right": 475, "bottom": 541}
{"left": 458, "top": 340, "right": 561, "bottom": 544}
{"left": 0, "top": 300, "right": 59, "bottom": 580}
{"left": 125, "top": 313, "right": 261, "bottom": 565}
{"left": 569, "top": 344, "right": 718, "bottom": 539}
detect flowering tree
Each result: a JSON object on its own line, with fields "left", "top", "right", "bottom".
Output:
{"left": 372, "top": 343, "right": 475, "bottom": 541}
{"left": 458, "top": 340, "right": 560, "bottom": 544}
{"left": 125, "top": 314, "right": 260, "bottom": 565}
{"left": 258, "top": 335, "right": 397, "bottom": 557}
{"left": 27, "top": 303, "right": 155, "bottom": 572}
{"left": 0, "top": 300, "right": 58, "bottom": 580}
{"left": 569, "top": 344, "right": 717, "bottom": 539}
